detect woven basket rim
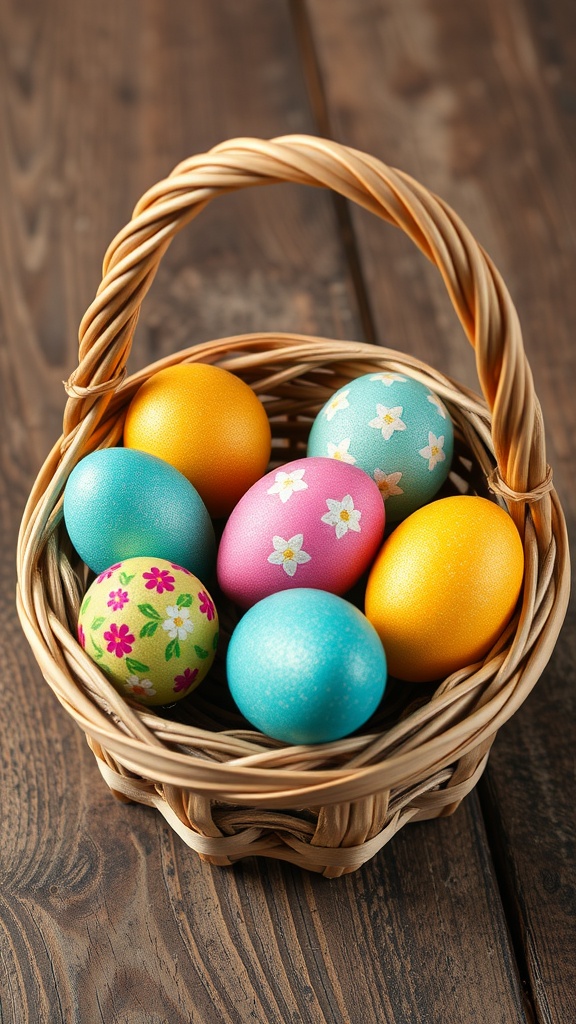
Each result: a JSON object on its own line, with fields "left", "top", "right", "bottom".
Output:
{"left": 16, "top": 328, "right": 569, "bottom": 796}
{"left": 15, "top": 135, "right": 571, "bottom": 871}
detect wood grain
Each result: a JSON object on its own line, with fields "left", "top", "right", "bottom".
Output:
{"left": 0, "top": 0, "right": 573, "bottom": 1021}
{"left": 1, "top": 789, "right": 530, "bottom": 1024}
{"left": 304, "top": 0, "right": 576, "bottom": 1019}
{"left": 303, "top": 0, "right": 576, "bottom": 510}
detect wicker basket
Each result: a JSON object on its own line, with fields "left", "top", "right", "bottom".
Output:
{"left": 16, "top": 136, "right": 570, "bottom": 877}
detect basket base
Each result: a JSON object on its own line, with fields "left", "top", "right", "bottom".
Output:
{"left": 92, "top": 745, "right": 490, "bottom": 877}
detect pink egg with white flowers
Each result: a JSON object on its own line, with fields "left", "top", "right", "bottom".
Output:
{"left": 217, "top": 457, "right": 385, "bottom": 608}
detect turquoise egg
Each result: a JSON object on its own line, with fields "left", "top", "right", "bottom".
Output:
{"left": 63, "top": 447, "right": 216, "bottom": 579}
{"left": 307, "top": 371, "right": 454, "bottom": 522}
{"left": 226, "top": 588, "right": 387, "bottom": 744}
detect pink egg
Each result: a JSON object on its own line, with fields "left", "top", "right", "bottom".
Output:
{"left": 217, "top": 456, "right": 385, "bottom": 608}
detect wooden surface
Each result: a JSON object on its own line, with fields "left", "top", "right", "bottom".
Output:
{"left": 1, "top": 1, "right": 574, "bottom": 1021}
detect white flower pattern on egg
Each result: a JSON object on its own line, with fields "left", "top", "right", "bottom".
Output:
{"left": 373, "top": 469, "right": 404, "bottom": 499}
{"left": 327, "top": 438, "right": 356, "bottom": 464}
{"left": 324, "top": 389, "right": 350, "bottom": 421}
{"left": 368, "top": 404, "right": 407, "bottom": 441}
{"left": 321, "top": 495, "right": 362, "bottom": 539}
{"left": 267, "top": 534, "right": 311, "bottom": 577}
{"left": 419, "top": 432, "right": 446, "bottom": 471}
{"left": 124, "top": 675, "right": 157, "bottom": 699}
{"left": 267, "top": 468, "right": 308, "bottom": 503}
{"left": 427, "top": 392, "right": 447, "bottom": 419}
{"left": 370, "top": 372, "right": 408, "bottom": 385}
{"left": 162, "top": 605, "right": 194, "bottom": 641}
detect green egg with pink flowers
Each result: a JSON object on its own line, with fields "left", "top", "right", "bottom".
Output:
{"left": 77, "top": 556, "right": 219, "bottom": 706}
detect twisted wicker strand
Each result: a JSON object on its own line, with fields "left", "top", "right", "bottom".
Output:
{"left": 61, "top": 137, "right": 545, "bottom": 529}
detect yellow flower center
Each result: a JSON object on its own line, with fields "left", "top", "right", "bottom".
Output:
{"left": 174, "top": 616, "right": 184, "bottom": 628}
{"left": 333, "top": 451, "right": 342, "bottom": 460}
{"left": 283, "top": 549, "right": 294, "bottom": 561}
{"left": 283, "top": 478, "right": 293, "bottom": 488}
{"left": 431, "top": 446, "right": 439, "bottom": 456}
{"left": 340, "top": 509, "right": 350, "bottom": 521}
{"left": 384, "top": 413, "right": 394, "bottom": 423}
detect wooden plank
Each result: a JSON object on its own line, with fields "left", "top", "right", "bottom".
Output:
{"left": 303, "top": 0, "right": 576, "bottom": 1019}
{"left": 0, "top": 2, "right": 361, "bottom": 1020}
{"left": 0, "top": 0, "right": 365, "bottom": 472}
{"left": 301, "top": 0, "right": 576, "bottom": 502}
{"left": 480, "top": 662, "right": 576, "bottom": 1024}
{"left": 0, "top": 0, "right": 543, "bottom": 1021}
{"left": 1, "top": 786, "right": 530, "bottom": 1023}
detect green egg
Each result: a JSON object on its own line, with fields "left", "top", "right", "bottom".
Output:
{"left": 77, "top": 556, "right": 219, "bottom": 706}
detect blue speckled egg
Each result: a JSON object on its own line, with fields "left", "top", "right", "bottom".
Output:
{"left": 63, "top": 447, "right": 216, "bottom": 579}
{"left": 226, "top": 588, "right": 387, "bottom": 745}
{"left": 307, "top": 371, "right": 454, "bottom": 522}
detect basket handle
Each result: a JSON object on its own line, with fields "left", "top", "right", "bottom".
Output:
{"left": 63, "top": 134, "right": 552, "bottom": 539}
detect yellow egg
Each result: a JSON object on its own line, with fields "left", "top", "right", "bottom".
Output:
{"left": 364, "top": 495, "right": 524, "bottom": 682}
{"left": 123, "top": 363, "right": 272, "bottom": 518}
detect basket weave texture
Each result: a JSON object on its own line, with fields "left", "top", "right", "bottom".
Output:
{"left": 16, "top": 136, "right": 570, "bottom": 876}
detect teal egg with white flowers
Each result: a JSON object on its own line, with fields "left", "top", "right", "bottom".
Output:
{"left": 307, "top": 371, "right": 454, "bottom": 522}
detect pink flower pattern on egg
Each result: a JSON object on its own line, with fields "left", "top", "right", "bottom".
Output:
{"left": 107, "top": 588, "right": 129, "bottom": 611}
{"left": 143, "top": 567, "right": 175, "bottom": 594}
{"left": 103, "top": 623, "right": 135, "bottom": 658}
{"left": 198, "top": 591, "right": 216, "bottom": 620}
{"left": 76, "top": 557, "right": 219, "bottom": 707}
{"left": 173, "top": 667, "right": 199, "bottom": 693}
{"left": 96, "top": 563, "right": 122, "bottom": 584}
{"left": 217, "top": 456, "right": 385, "bottom": 609}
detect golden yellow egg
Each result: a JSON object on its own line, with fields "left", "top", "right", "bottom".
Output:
{"left": 123, "top": 363, "right": 272, "bottom": 518}
{"left": 364, "top": 495, "right": 525, "bottom": 682}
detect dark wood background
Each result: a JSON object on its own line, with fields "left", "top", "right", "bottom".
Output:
{"left": 1, "top": 1, "right": 574, "bottom": 1021}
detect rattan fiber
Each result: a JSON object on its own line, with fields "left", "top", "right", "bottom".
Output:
{"left": 16, "top": 136, "right": 570, "bottom": 876}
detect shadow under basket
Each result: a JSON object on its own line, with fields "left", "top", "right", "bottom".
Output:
{"left": 16, "top": 136, "right": 570, "bottom": 876}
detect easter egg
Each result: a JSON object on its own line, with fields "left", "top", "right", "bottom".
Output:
{"left": 77, "top": 557, "right": 219, "bottom": 706}
{"left": 227, "top": 588, "right": 387, "bottom": 744}
{"left": 217, "top": 456, "right": 385, "bottom": 609}
{"left": 364, "top": 495, "right": 525, "bottom": 682}
{"left": 123, "top": 362, "right": 272, "bottom": 518}
{"left": 307, "top": 371, "right": 454, "bottom": 522}
{"left": 63, "top": 447, "right": 215, "bottom": 579}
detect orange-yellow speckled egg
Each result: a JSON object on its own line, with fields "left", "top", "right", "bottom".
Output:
{"left": 123, "top": 363, "right": 271, "bottom": 518}
{"left": 364, "top": 495, "right": 524, "bottom": 682}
